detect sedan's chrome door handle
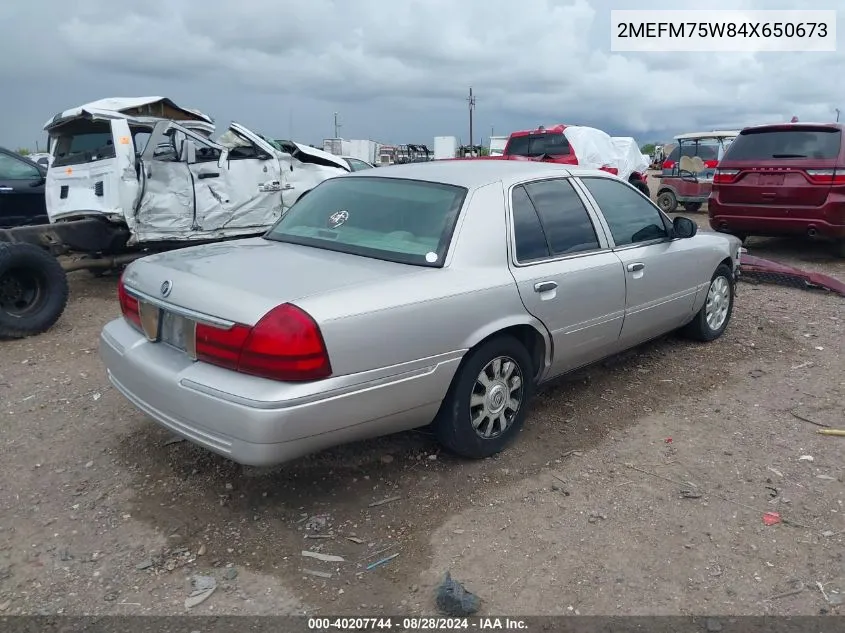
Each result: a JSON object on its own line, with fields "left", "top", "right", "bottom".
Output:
{"left": 534, "top": 281, "right": 557, "bottom": 293}
{"left": 627, "top": 262, "right": 645, "bottom": 272}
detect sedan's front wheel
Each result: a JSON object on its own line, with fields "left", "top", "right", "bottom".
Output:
{"left": 681, "top": 264, "right": 735, "bottom": 342}
{"left": 434, "top": 336, "right": 535, "bottom": 459}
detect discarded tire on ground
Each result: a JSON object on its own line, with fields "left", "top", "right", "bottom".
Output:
{"left": 0, "top": 242, "right": 69, "bottom": 339}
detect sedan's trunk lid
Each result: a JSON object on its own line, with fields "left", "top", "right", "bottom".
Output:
{"left": 122, "top": 237, "right": 422, "bottom": 326}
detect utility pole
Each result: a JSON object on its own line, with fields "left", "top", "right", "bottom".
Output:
{"left": 333, "top": 112, "right": 341, "bottom": 138}
{"left": 836, "top": 108, "right": 841, "bottom": 122}
{"left": 467, "top": 87, "right": 476, "bottom": 156}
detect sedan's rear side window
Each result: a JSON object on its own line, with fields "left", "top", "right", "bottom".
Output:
{"left": 511, "top": 186, "right": 550, "bottom": 261}
{"left": 265, "top": 176, "right": 467, "bottom": 267}
{"left": 510, "top": 178, "right": 600, "bottom": 263}
{"left": 580, "top": 177, "right": 668, "bottom": 246}
{"left": 524, "top": 179, "right": 600, "bottom": 255}
{"left": 726, "top": 128, "right": 842, "bottom": 160}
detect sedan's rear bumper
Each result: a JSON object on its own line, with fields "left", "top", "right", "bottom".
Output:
{"left": 100, "top": 318, "right": 461, "bottom": 466}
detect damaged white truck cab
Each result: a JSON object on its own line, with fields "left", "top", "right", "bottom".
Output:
{"left": 0, "top": 96, "right": 348, "bottom": 339}
{"left": 46, "top": 113, "right": 348, "bottom": 244}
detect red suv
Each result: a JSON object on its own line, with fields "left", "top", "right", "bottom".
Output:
{"left": 709, "top": 122, "right": 845, "bottom": 256}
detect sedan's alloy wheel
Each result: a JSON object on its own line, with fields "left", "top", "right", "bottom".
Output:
{"left": 469, "top": 356, "right": 523, "bottom": 439}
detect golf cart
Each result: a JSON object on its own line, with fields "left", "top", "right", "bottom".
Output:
{"left": 655, "top": 131, "right": 738, "bottom": 213}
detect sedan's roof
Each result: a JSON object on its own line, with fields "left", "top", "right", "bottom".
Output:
{"left": 343, "top": 159, "right": 611, "bottom": 189}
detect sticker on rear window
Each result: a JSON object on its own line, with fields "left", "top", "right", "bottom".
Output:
{"left": 425, "top": 252, "right": 438, "bottom": 263}
{"left": 327, "top": 210, "right": 349, "bottom": 229}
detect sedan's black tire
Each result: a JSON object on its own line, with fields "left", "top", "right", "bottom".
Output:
{"left": 0, "top": 243, "right": 69, "bottom": 339}
{"left": 434, "top": 336, "right": 535, "bottom": 459}
{"left": 681, "top": 264, "right": 735, "bottom": 342}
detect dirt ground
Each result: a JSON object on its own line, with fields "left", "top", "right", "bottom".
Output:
{"left": 1, "top": 206, "right": 843, "bottom": 616}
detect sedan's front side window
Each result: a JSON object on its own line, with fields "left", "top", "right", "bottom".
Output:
{"left": 580, "top": 177, "right": 668, "bottom": 247}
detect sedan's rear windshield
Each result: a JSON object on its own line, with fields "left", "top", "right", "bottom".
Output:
{"left": 264, "top": 176, "right": 468, "bottom": 267}
{"left": 725, "top": 128, "right": 842, "bottom": 161}
{"left": 506, "top": 133, "right": 571, "bottom": 157}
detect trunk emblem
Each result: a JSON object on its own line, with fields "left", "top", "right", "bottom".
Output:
{"left": 160, "top": 280, "right": 173, "bottom": 297}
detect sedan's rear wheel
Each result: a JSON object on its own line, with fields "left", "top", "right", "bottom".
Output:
{"left": 434, "top": 336, "right": 534, "bottom": 458}
{"left": 681, "top": 264, "right": 735, "bottom": 342}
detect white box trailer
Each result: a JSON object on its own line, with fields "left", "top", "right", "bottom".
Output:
{"left": 322, "top": 138, "right": 351, "bottom": 156}
{"left": 433, "top": 136, "right": 458, "bottom": 159}
{"left": 346, "top": 139, "right": 380, "bottom": 164}
{"left": 489, "top": 135, "right": 508, "bottom": 156}
{"left": 322, "top": 138, "right": 380, "bottom": 164}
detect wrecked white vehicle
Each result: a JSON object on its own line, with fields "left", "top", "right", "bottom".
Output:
{"left": 0, "top": 97, "right": 348, "bottom": 339}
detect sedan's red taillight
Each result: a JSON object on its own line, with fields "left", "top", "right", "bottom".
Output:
{"left": 117, "top": 273, "right": 142, "bottom": 330}
{"left": 713, "top": 169, "right": 740, "bottom": 184}
{"left": 195, "top": 303, "right": 332, "bottom": 382}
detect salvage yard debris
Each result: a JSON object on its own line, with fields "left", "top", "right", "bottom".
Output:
{"left": 436, "top": 572, "right": 480, "bottom": 616}
{"left": 302, "top": 550, "right": 345, "bottom": 563}
{"left": 626, "top": 463, "right": 807, "bottom": 528}
{"left": 185, "top": 575, "right": 216, "bottom": 609}
{"left": 366, "top": 553, "right": 399, "bottom": 570}
{"left": 739, "top": 254, "right": 845, "bottom": 297}
{"left": 368, "top": 495, "right": 402, "bottom": 508}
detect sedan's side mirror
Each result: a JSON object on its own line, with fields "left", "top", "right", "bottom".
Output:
{"left": 673, "top": 216, "right": 697, "bottom": 239}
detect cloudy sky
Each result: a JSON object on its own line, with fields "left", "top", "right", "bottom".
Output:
{"left": 1, "top": 0, "right": 842, "bottom": 151}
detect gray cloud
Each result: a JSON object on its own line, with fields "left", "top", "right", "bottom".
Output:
{"left": 0, "top": 0, "right": 843, "bottom": 150}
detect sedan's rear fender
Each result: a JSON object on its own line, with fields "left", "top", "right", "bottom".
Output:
{"left": 459, "top": 316, "right": 552, "bottom": 382}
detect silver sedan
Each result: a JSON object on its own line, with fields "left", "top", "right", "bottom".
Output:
{"left": 100, "top": 161, "right": 741, "bottom": 466}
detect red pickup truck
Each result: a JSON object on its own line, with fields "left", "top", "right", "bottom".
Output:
{"left": 475, "top": 124, "right": 650, "bottom": 196}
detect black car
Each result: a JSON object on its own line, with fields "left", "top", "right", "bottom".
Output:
{"left": 0, "top": 147, "right": 48, "bottom": 228}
